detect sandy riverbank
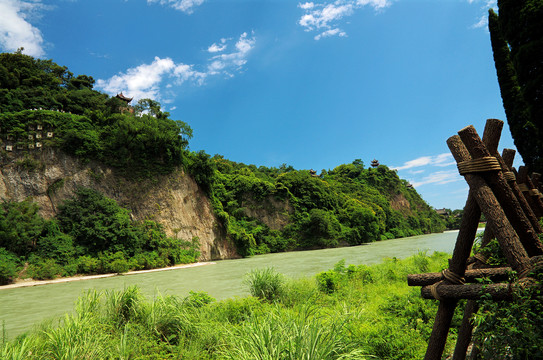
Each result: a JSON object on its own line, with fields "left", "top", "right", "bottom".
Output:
{"left": 0, "top": 262, "right": 216, "bottom": 291}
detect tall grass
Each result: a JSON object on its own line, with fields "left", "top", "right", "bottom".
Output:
{"left": 244, "top": 267, "right": 285, "bottom": 302}
{"left": 0, "top": 252, "right": 454, "bottom": 359}
{"left": 221, "top": 305, "right": 372, "bottom": 360}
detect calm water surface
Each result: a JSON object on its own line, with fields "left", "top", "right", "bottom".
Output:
{"left": 1, "top": 230, "right": 461, "bottom": 339}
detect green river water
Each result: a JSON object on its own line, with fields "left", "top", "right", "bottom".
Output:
{"left": 1, "top": 230, "right": 462, "bottom": 340}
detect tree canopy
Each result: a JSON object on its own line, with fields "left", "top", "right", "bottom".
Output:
{"left": 0, "top": 52, "right": 192, "bottom": 175}
{"left": 488, "top": 0, "right": 543, "bottom": 172}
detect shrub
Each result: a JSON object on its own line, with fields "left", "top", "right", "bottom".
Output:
{"left": 472, "top": 271, "right": 543, "bottom": 359}
{"left": 316, "top": 270, "right": 341, "bottom": 294}
{"left": 183, "top": 291, "right": 215, "bottom": 308}
{"left": 36, "top": 221, "right": 76, "bottom": 265}
{"left": 0, "top": 248, "right": 19, "bottom": 285}
{"left": 353, "top": 264, "right": 374, "bottom": 284}
{"left": 27, "top": 258, "right": 63, "bottom": 280}
{"left": 75, "top": 255, "right": 100, "bottom": 274}
{"left": 279, "top": 277, "right": 319, "bottom": 307}
{"left": 98, "top": 251, "right": 130, "bottom": 274}
{"left": 244, "top": 267, "right": 285, "bottom": 302}
{"left": 211, "top": 297, "right": 262, "bottom": 324}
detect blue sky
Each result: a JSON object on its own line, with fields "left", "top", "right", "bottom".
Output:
{"left": 1, "top": 0, "right": 520, "bottom": 211}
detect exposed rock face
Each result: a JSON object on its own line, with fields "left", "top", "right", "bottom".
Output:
{"left": 390, "top": 193, "right": 411, "bottom": 213}
{"left": 240, "top": 196, "right": 292, "bottom": 231}
{"left": 0, "top": 149, "right": 237, "bottom": 261}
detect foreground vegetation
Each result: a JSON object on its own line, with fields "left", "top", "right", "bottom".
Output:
{"left": 3, "top": 249, "right": 542, "bottom": 359}
{"left": 1, "top": 252, "right": 456, "bottom": 360}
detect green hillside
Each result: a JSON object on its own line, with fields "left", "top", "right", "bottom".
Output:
{"left": 0, "top": 52, "right": 445, "bottom": 283}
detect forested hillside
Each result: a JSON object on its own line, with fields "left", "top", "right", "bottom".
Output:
{"left": 208, "top": 157, "right": 445, "bottom": 256}
{"left": 0, "top": 52, "right": 445, "bottom": 283}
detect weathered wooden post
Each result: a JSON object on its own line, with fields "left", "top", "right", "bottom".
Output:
{"left": 411, "top": 121, "right": 542, "bottom": 360}
{"left": 459, "top": 123, "right": 543, "bottom": 257}
{"left": 518, "top": 166, "right": 543, "bottom": 218}
{"left": 422, "top": 133, "right": 529, "bottom": 360}
{"left": 407, "top": 267, "right": 511, "bottom": 286}
{"left": 453, "top": 127, "right": 531, "bottom": 272}
{"left": 422, "top": 134, "right": 482, "bottom": 360}
{"left": 501, "top": 149, "right": 543, "bottom": 233}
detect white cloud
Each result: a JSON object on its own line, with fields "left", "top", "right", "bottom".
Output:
{"left": 147, "top": 0, "right": 204, "bottom": 14}
{"left": 393, "top": 153, "right": 454, "bottom": 171}
{"left": 392, "top": 153, "right": 462, "bottom": 192}
{"left": 207, "top": 32, "right": 255, "bottom": 74}
{"left": 299, "top": 2, "right": 315, "bottom": 10}
{"left": 468, "top": 0, "right": 497, "bottom": 29}
{"left": 411, "top": 170, "right": 463, "bottom": 187}
{"left": 96, "top": 57, "right": 179, "bottom": 101}
{"left": 356, "top": 0, "right": 389, "bottom": 9}
{"left": 208, "top": 38, "right": 228, "bottom": 53}
{"left": 298, "top": 0, "right": 391, "bottom": 40}
{"left": 314, "top": 28, "right": 347, "bottom": 40}
{"left": 0, "top": 0, "right": 46, "bottom": 57}
{"left": 96, "top": 32, "right": 255, "bottom": 102}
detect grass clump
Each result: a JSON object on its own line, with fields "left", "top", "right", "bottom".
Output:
{"left": 244, "top": 267, "right": 285, "bottom": 302}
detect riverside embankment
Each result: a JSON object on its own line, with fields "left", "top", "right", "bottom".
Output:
{"left": 1, "top": 230, "right": 462, "bottom": 339}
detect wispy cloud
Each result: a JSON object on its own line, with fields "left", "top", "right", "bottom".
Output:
{"left": 393, "top": 153, "right": 461, "bottom": 189}
{"left": 392, "top": 153, "right": 455, "bottom": 171}
{"left": 208, "top": 38, "right": 228, "bottom": 53}
{"left": 411, "top": 170, "right": 463, "bottom": 187}
{"left": 207, "top": 32, "right": 255, "bottom": 75}
{"left": 468, "top": 0, "right": 497, "bottom": 29}
{"left": 298, "top": 0, "right": 391, "bottom": 40}
{"left": 0, "top": 0, "right": 47, "bottom": 57}
{"left": 147, "top": 0, "right": 204, "bottom": 14}
{"left": 96, "top": 32, "right": 256, "bottom": 102}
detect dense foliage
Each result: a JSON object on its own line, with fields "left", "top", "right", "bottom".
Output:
{"left": 0, "top": 51, "right": 447, "bottom": 266}
{"left": 470, "top": 228, "right": 543, "bottom": 359}
{"left": 0, "top": 189, "right": 200, "bottom": 284}
{"left": 210, "top": 157, "right": 446, "bottom": 256}
{"left": 488, "top": 1, "right": 543, "bottom": 172}
{"left": 1, "top": 252, "right": 464, "bottom": 359}
{"left": 0, "top": 52, "right": 192, "bottom": 176}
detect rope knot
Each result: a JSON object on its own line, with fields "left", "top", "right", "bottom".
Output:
{"left": 457, "top": 157, "right": 501, "bottom": 175}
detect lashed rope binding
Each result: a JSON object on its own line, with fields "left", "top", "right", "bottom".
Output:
{"left": 429, "top": 269, "right": 466, "bottom": 300}
{"left": 473, "top": 252, "right": 488, "bottom": 265}
{"left": 503, "top": 171, "right": 516, "bottom": 182}
{"left": 518, "top": 256, "right": 543, "bottom": 279}
{"left": 457, "top": 157, "right": 501, "bottom": 175}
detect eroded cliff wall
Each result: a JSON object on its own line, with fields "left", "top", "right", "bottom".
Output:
{"left": 0, "top": 149, "right": 237, "bottom": 261}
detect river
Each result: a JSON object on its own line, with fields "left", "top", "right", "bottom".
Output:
{"left": 1, "top": 230, "right": 462, "bottom": 340}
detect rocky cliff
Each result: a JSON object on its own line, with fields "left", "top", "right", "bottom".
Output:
{"left": 0, "top": 148, "right": 237, "bottom": 261}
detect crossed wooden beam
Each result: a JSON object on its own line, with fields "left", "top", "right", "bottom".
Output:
{"left": 407, "top": 119, "right": 543, "bottom": 360}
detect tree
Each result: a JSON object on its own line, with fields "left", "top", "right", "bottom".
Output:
{"left": 0, "top": 199, "right": 46, "bottom": 257}
{"left": 56, "top": 188, "right": 141, "bottom": 255}
{"left": 488, "top": 1, "right": 543, "bottom": 172}
{"left": 134, "top": 98, "right": 169, "bottom": 119}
